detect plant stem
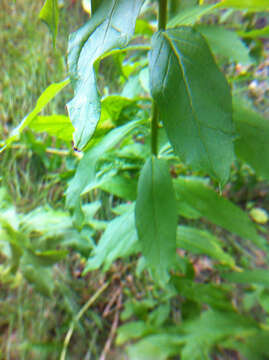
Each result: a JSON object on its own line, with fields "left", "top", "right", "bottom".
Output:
{"left": 158, "top": 0, "right": 168, "bottom": 31}
{"left": 151, "top": 0, "right": 168, "bottom": 156}
{"left": 151, "top": 104, "right": 158, "bottom": 156}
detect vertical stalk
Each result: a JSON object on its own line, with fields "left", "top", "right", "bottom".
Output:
{"left": 151, "top": 0, "right": 168, "bottom": 156}
{"left": 158, "top": 0, "right": 168, "bottom": 31}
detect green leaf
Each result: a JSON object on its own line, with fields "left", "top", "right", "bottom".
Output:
{"left": 29, "top": 115, "right": 74, "bottom": 141}
{"left": 173, "top": 277, "right": 233, "bottom": 310}
{"left": 39, "top": 0, "right": 59, "bottom": 47}
{"left": 67, "top": 0, "right": 144, "bottom": 150}
{"left": 181, "top": 310, "right": 257, "bottom": 360}
{"left": 177, "top": 225, "right": 235, "bottom": 267}
{"left": 174, "top": 177, "right": 262, "bottom": 245}
{"left": 117, "top": 321, "right": 153, "bottom": 345}
{"left": 84, "top": 206, "right": 138, "bottom": 272}
{"left": 21, "top": 257, "right": 54, "bottom": 297}
{"left": 168, "top": 4, "right": 217, "bottom": 27}
{"left": 149, "top": 27, "right": 235, "bottom": 183}
{"left": 99, "top": 174, "right": 137, "bottom": 201}
{"left": 196, "top": 25, "right": 252, "bottom": 65}
{"left": 218, "top": 0, "right": 269, "bottom": 11}
{"left": 223, "top": 269, "right": 269, "bottom": 287}
{"left": 66, "top": 119, "right": 141, "bottom": 208}
{"left": 0, "top": 79, "right": 70, "bottom": 152}
{"left": 135, "top": 156, "right": 177, "bottom": 284}
{"left": 233, "top": 98, "right": 269, "bottom": 181}
{"left": 238, "top": 25, "right": 269, "bottom": 39}
{"left": 128, "top": 334, "right": 182, "bottom": 360}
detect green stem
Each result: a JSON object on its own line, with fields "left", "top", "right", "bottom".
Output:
{"left": 151, "top": 0, "right": 168, "bottom": 156}
{"left": 158, "top": 0, "right": 168, "bottom": 31}
{"left": 151, "top": 104, "right": 158, "bottom": 156}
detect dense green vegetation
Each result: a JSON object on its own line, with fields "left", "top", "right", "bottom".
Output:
{"left": 1, "top": 0, "right": 269, "bottom": 359}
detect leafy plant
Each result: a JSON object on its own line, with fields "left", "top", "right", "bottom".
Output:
{"left": 3, "top": 0, "right": 269, "bottom": 358}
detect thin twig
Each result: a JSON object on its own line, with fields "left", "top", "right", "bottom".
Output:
{"left": 60, "top": 282, "right": 109, "bottom": 360}
{"left": 99, "top": 291, "right": 122, "bottom": 360}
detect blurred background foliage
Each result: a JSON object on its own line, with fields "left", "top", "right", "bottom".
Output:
{"left": 0, "top": 0, "right": 269, "bottom": 359}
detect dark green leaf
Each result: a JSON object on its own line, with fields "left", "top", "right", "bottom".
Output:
{"left": 233, "top": 98, "right": 269, "bottom": 181}
{"left": 149, "top": 27, "right": 235, "bottom": 183}
{"left": 173, "top": 277, "right": 233, "bottom": 310}
{"left": 174, "top": 177, "right": 262, "bottom": 245}
{"left": 99, "top": 174, "right": 137, "bottom": 201}
{"left": 39, "top": 0, "right": 59, "bottom": 47}
{"left": 135, "top": 156, "right": 177, "bottom": 284}
{"left": 67, "top": 0, "right": 144, "bottom": 150}
{"left": 181, "top": 310, "right": 258, "bottom": 360}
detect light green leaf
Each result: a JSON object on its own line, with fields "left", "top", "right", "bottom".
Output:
{"left": 128, "top": 334, "right": 182, "bottom": 360}
{"left": 238, "top": 25, "right": 269, "bottom": 39}
{"left": 0, "top": 79, "right": 70, "bottom": 152}
{"left": 29, "top": 115, "right": 74, "bottom": 141}
{"left": 135, "top": 156, "right": 177, "bottom": 284}
{"left": 177, "top": 226, "right": 235, "bottom": 267}
{"left": 233, "top": 98, "right": 269, "bottom": 181}
{"left": 174, "top": 177, "right": 262, "bottom": 245}
{"left": 149, "top": 27, "right": 235, "bottom": 183}
{"left": 39, "top": 0, "right": 59, "bottom": 47}
{"left": 218, "top": 0, "right": 269, "bottom": 11}
{"left": 168, "top": 4, "right": 217, "bottom": 27}
{"left": 116, "top": 321, "right": 152, "bottom": 345}
{"left": 196, "top": 25, "right": 252, "bottom": 65}
{"left": 66, "top": 119, "right": 141, "bottom": 208}
{"left": 67, "top": 0, "right": 144, "bottom": 150}
{"left": 84, "top": 207, "right": 138, "bottom": 272}
{"left": 223, "top": 269, "right": 269, "bottom": 287}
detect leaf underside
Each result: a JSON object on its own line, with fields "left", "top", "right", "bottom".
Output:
{"left": 67, "top": 0, "right": 144, "bottom": 150}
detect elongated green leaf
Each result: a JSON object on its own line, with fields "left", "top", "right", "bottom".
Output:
{"left": 84, "top": 206, "right": 138, "bottom": 272}
{"left": 29, "top": 115, "right": 74, "bottom": 141}
{"left": 66, "top": 119, "right": 141, "bottom": 208}
{"left": 135, "top": 157, "right": 177, "bottom": 284}
{"left": 174, "top": 177, "right": 263, "bottom": 245}
{"left": 177, "top": 226, "right": 235, "bottom": 267}
{"left": 223, "top": 269, "right": 269, "bottom": 287}
{"left": 238, "top": 25, "right": 269, "bottom": 39}
{"left": 149, "top": 27, "right": 235, "bottom": 183}
{"left": 0, "top": 79, "right": 70, "bottom": 152}
{"left": 67, "top": 0, "right": 144, "bottom": 150}
{"left": 233, "top": 98, "right": 269, "bottom": 181}
{"left": 168, "top": 4, "right": 217, "bottom": 27}
{"left": 218, "top": 0, "right": 269, "bottom": 11}
{"left": 196, "top": 25, "right": 252, "bottom": 65}
{"left": 39, "top": 0, "right": 59, "bottom": 47}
